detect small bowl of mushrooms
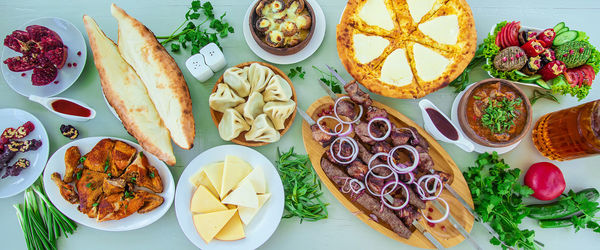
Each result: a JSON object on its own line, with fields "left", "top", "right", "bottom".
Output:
{"left": 249, "top": 0, "right": 316, "bottom": 56}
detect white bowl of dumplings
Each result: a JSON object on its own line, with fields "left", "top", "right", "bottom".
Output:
{"left": 209, "top": 62, "right": 297, "bottom": 146}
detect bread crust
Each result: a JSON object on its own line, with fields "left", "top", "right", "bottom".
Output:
{"left": 111, "top": 4, "right": 195, "bottom": 150}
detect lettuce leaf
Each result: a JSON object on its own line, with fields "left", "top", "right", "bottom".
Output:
{"left": 551, "top": 75, "right": 591, "bottom": 101}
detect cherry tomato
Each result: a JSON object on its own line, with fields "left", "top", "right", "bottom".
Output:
{"left": 524, "top": 162, "right": 566, "bottom": 201}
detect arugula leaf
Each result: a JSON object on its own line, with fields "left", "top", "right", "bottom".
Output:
{"left": 312, "top": 66, "right": 342, "bottom": 93}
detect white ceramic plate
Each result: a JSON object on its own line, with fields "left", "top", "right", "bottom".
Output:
{"left": 175, "top": 145, "right": 284, "bottom": 250}
{"left": 42, "top": 136, "right": 174, "bottom": 231}
{"left": 0, "top": 108, "right": 49, "bottom": 198}
{"left": 450, "top": 90, "right": 520, "bottom": 154}
{"left": 1, "top": 17, "right": 87, "bottom": 97}
{"left": 242, "top": 0, "right": 326, "bottom": 65}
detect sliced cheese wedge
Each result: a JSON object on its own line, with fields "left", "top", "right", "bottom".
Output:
{"left": 193, "top": 209, "right": 237, "bottom": 243}
{"left": 418, "top": 15, "right": 459, "bottom": 45}
{"left": 238, "top": 193, "right": 271, "bottom": 225}
{"left": 203, "top": 162, "right": 224, "bottom": 197}
{"left": 379, "top": 48, "right": 414, "bottom": 87}
{"left": 215, "top": 211, "right": 245, "bottom": 241}
{"left": 353, "top": 34, "right": 389, "bottom": 64}
{"left": 190, "top": 185, "right": 227, "bottom": 214}
{"left": 413, "top": 43, "right": 450, "bottom": 81}
{"left": 358, "top": 0, "right": 395, "bottom": 31}
{"left": 220, "top": 155, "right": 253, "bottom": 199}
{"left": 221, "top": 180, "right": 258, "bottom": 208}
{"left": 239, "top": 165, "right": 267, "bottom": 194}
{"left": 189, "top": 169, "right": 218, "bottom": 196}
{"left": 406, "top": 0, "right": 435, "bottom": 23}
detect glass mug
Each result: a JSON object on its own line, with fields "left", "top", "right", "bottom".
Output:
{"left": 532, "top": 99, "right": 600, "bottom": 161}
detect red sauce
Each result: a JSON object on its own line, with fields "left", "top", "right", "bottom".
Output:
{"left": 51, "top": 99, "right": 91, "bottom": 117}
{"left": 426, "top": 108, "right": 459, "bottom": 141}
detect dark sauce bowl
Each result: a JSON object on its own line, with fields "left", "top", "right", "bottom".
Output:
{"left": 249, "top": 0, "right": 316, "bottom": 56}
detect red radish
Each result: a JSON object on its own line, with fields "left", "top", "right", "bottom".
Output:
{"left": 524, "top": 162, "right": 566, "bottom": 201}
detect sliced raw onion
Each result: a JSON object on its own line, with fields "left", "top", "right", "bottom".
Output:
{"left": 367, "top": 117, "right": 391, "bottom": 141}
{"left": 368, "top": 152, "right": 389, "bottom": 169}
{"left": 365, "top": 165, "right": 398, "bottom": 196}
{"left": 317, "top": 115, "right": 343, "bottom": 136}
{"left": 334, "top": 96, "right": 363, "bottom": 124}
{"left": 422, "top": 197, "right": 450, "bottom": 223}
{"left": 402, "top": 172, "right": 415, "bottom": 185}
{"left": 380, "top": 181, "right": 410, "bottom": 210}
{"left": 368, "top": 164, "right": 395, "bottom": 179}
{"left": 387, "top": 145, "right": 420, "bottom": 173}
{"left": 415, "top": 175, "right": 443, "bottom": 200}
{"left": 329, "top": 137, "right": 359, "bottom": 164}
{"left": 349, "top": 179, "right": 365, "bottom": 194}
{"left": 338, "top": 123, "right": 353, "bottom": 137}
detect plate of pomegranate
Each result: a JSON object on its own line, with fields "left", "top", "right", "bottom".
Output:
{"left": 0, "top": 108, "right": 49, "bottom": 198}
{"left": 1, "top": 17, "right": 87, "bottom": 97}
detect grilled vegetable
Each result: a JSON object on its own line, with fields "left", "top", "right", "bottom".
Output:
{"left": 538, "top": 61, "right": 566, "bottom": 81}
{"left": 521, "top": 39, "right": 546, "bottom": 57}
{"left": 536, "top": 29, "right": 556, "bottom": 47}
{"left": 555, "top": 41, "right": 591, "bottom": 68}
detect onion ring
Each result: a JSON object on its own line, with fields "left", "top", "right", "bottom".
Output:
{"left": 415, "top": 175, "right": 443, "bottom": 200}
{"left": 365, "top": 165, "right": 398, "bottom": 196}
{"left": 367, "top": 117, "right": 391, "bottom": 141}
{"left": 387, "top": 145, "right": 420, "bottom": 173}
{"left": 380, "top": 181, "right": 410, "bottom": 210}
{"left": 422, "top": 197, "right": 450, "bottom": 223}
{"left": 334, "top": 96, "right": 363, "bottom": 124}
{"left": 329, "top": 137, "right": 358, "bottom": 164}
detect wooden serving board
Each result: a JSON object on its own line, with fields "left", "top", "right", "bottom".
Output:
{"left": 301, "top": 96, "right": 475, "bottom": 249}
{"left": 210, "top": 61, "right": 297, "bottom": 147}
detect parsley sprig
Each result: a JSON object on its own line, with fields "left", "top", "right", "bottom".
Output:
{"left": 463, "top": 152, "right": 540, "bottom": 249}
{"left": 529, "top": 89, "right": 559, "bottom": 105}
{"left": 481, "top": 97, "right": 522, "bottom": 134}
{"left": 312, "top": 66, "right": 342, "bottom": 93}
{"left": 287, "top": 66, "right": 306, "bottom": 79}
{"left": 157, "top": 0, "right": 234, "bottom": 54}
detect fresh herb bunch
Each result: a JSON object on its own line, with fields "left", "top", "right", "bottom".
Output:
{"left": 156, "top": 0, "right": 234, "bottom": 54}
{"left": 481, "top": 97, "right": 523, "bottom": 134}
{"left": 312, "top": 66, "right": 342, "bottom": 93}
{"left": 288, "top": 66, "right": 306, "bottom": 79}
{"left": 14, "top": 183, "right": 77, "bottom": 250}
{"left": 277, "top": 147, "right": 328, "bottom": 222}
{"left": 529, "top": 89, "right": 559, "bottom": 105}
{"left": 463, "top": 152, "right": 539, "bottom": 249}
{"left": 536, "top": 189, "right": 600, "bottom": 233}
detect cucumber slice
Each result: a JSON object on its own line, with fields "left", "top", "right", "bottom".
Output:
{"left": 521, "top": 74, "right": 542, "bottom": 83}
{"left": 553, "top": 22, "right": 565, "bottom": 33}
{"left": 514, "top": 70, "right": 528, "bottom": 78}
{"left": 557, "top": 27, "right": 570, "bottom": 35}
{"left": 535, "top": 79, "right": 551, "bottom": 90}
{"left": 553, "top": 30, "right": 579, "bottom": 46}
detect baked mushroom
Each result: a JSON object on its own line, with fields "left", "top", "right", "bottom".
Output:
{"left": 270, "top": 0, "right": 286, "bottom": 13}
{"left": 281, "top": 21, "right": 298, "bottom": 36}
{"left": 288, "top": 0, "right": 305, "bottom": 14}
{"left": 287, "top": 34, "right": 303, "bottom": 47}
{"left": 255, "top": 0, "right": 271, "bottom": 16}
{"left": 265, "top": 30, "right": 284, "bottom": 47}
{"left": 295, "top": 14, "right": 312, "bottom": 30}
{"left": 255, "top": 17, "right": 272, "bottom": 33}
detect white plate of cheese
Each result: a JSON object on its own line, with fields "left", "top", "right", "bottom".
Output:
{"left": 175, "top": 145, "right": 284, "bottom": 250}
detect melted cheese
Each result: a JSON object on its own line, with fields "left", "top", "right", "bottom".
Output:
{"left": 259, "top": 1, "right": 310, "bottom": 47}
{"left": 418, "top": 15, "right": 459, "bottom": 45}
{"left": 358, "top": 0, "right": 395, "bottom": 31}
{"left": 413, "top": 43, "right": 450, "bottom": 81}
{"left": 353, "top": 34, "right": 389, "bottom": 64}
{"left": 379, "top": 48, "right": 414, "bottom": 86}
{"left": 407, "top": 0, "right": 435, "bottom": 23}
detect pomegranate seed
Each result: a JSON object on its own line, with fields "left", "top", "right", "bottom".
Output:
{"left": 428, "top": 207, "right": 434, "bottom": 213}
{"left": 329, "top": 105, "right": 334, "bottom": 110}
{"left": 502, "top": 57, "right": 507, "bottom": 62}
{"left": 427, "top": 222, "right": 435, "bottom": 227}
{"left": 441, "top": 225, "right": 446, "bottom": 231}
{"left": 563, "top": 54, "right": 568, "bottom": 57}
{"left": 77, "top": 51, "right": 81, "bottom": 56}
{"left": 510, "top": 56, "right": 514, "bottom": 61}
{"left": 579, "top": 47, "right": 585, "bottom": 53}
{"left": 317, "top": 113, "right": 323, "bottom": 117}
{"left": 54, "top": 80, "right": 59, "bottom": 84}
{"left": 569, "top": 49, "right": 574, "bottom": 55}
{"left": 67, "top": 63, "right": 72, "bottom": 67}
{"left": 21, "top": 73, "right": 26, "bottom": 77}
{"left": 73, "top": 62, "right": 77, "bottom": 67}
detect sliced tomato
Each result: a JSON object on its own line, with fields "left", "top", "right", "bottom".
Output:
{"left": 564, "top": 71, "right": 580, "bottom": 86}
{"left": 580, "top": 65, "right": 596, "bottom": 82}
{"left": 495, "top": 31, "right": 501, "bottom": 47}
{"left": 509, "top": 21, "right": 521, "bottom": 46}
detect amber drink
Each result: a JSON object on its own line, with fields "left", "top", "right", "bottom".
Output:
{"left": 532, "top": 100, "right": 600, "bottom": 161}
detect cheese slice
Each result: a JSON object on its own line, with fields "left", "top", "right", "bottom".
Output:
{"left": 413, "top": 43, "right": 450, "bottom": 81}
{"left": 238, "top": 193, "right": 271, "bottom": 225}
{"left": 358, "top": 0, "right": 395, "bottom": 31}
{"left": 406, "top": 0, "right": 435, "bottom": 23}
{"left": 189, "top": 170, "right": 218, "bottom": 196}
{"left": 220, "top": 155, "right": 253, "bottom": 199}
{"left": 214, "top": 211, "right": 245, "bottom": 241}
{"left": 203, "top": 162, "right": 224, "bottom": 197}
{"left": 353, "top": 34, "right": 389, "bottom": 64}
{"left": 193, "top": 209, "right": 237, "bottom": 243}
{"left": 190, "top": 185, "right": 227, "bottom": 214}
{"left": 239, "top": 165, "right": 267, "bottom": 194}
{"left": 418, "top": 15, "right": 459, "bottom": 45}
{"left": 221, "top": 180, "right": 258, "bottom": 208}
{"left": 379, "top": 48, "right": 414, "bottom": 87}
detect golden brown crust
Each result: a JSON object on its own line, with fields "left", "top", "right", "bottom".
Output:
{"left": 342, "top": 0, "right": 401, "bottom": 38}
{"left": 362, "top": 43, "right": 421, "bottom": 99}
{"left": 111, "top": 4, "right": 195, "bottom": 150}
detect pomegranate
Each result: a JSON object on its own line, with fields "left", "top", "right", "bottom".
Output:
{"left": 3, "top": 25, "right": 68, "bottom": 86}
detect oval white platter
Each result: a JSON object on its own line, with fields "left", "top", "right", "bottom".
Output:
{"left": 1, "top": 17, "right": 87, "bottom": 97}
{"left": 175, "top": 144, "right": 284, "bottom": 250}
{"left": 42, "top": 136, "right": 174, "bottom": 231}
{"left": 0, "top": 108, "right": 49, "bottom": 198}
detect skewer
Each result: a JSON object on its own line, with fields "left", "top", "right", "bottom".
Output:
{"left": 412, "top": 220, "right": 445, "bottom": 249}
{"left": 326, "top": 64, "right": 348, "bottom": 85}
{"left": 430, "top": 199, "right": 482, "bottom": 250}
{"left": 318, "top": 79, "right": 341, "bottom": 100}
{"left": 296, "top": 106, "right": 316, "bottom": 125}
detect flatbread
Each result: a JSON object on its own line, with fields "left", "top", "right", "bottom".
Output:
{"left": 341, "top": 0, "right": 401, "bottom": 38}
{"left": 362, "top": 42, "right": 420, "bottom": 98}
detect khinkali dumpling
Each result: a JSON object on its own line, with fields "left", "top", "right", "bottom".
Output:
{"left": 218, "top": 108, "right": 250, "bottom": 141}
{"left": 247, "top": 63, "right": 274, "bottom": 93}
{"left": 263, "top": 100, "right": 296, "bottom": 130}
{"left": 245, "top": 114, "right": 280, "bottom": 143}
{"left": 263, "top": 75, "right": 293, "bottom": 102}
{"left": 223, "top": 67, "right": 251, "bottom": 97}
{"left": 241, "top": 92, "right": 265, "bottom": 124}
{"left": 209, "top": 83, "right": 245, "bottom": 113}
